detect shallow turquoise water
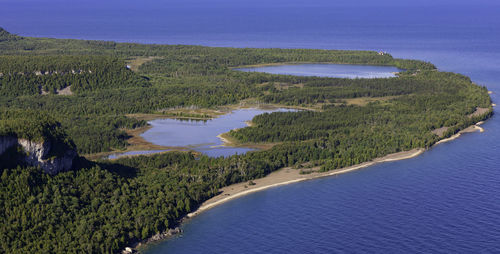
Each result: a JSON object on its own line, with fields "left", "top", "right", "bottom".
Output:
{"left": 235, "top": 64, "right": 401, "bottom": 79}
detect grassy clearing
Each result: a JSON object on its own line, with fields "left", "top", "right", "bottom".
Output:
{"left": 126, "top": 56, "right": 160, "bottom": 72}
{"left": 340, "top": 96, "right": 399, "bottom": 106}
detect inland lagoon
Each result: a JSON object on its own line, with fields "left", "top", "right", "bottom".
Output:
{"left": 110, "top": 108, "right": 297, "bottom": 159}
{"left": 234, "top": 63, "right": 401, "bottom": 79}
{"left": 110, "top": 62, "right": 399, "bottom": 160}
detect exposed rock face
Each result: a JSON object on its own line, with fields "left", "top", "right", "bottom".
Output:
{"left": 33, "top": 150, "right": 77, "bottom": 175}
{"left": 18, "top": 139, "right": 51, "bottom": 161}
{"left": 0, "top": 136, "right": 76, "bottom": 175}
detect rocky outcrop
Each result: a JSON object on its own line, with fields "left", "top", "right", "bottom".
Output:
{"left": 0, "top": 136, "right": 76, "bottom": 175}
{"left": 122, "top": 247, "right": 135, "bottom": 254}
{"left": 122, "top": 227, "right": 182, "bottom": 253}
{"left": 18, "top": 139, "right": 51, "bottom": 161}
{"left": 148, "top": 227, "right": 182, "bottom": 242}
{"left": 36, "top": 150, "right": 76, "bottom": 174}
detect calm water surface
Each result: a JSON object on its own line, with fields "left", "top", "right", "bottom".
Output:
{"left": 111, "top": 64, "right": 390, "bottom": 159}
{"left": 235, "top": 64, "right": 401, "bottom": 79}
{"left": 140, "top": 108, "right": 295, "bottom": 158}
{"left": 3, "top": 0, "right": 500, "bottom": 253}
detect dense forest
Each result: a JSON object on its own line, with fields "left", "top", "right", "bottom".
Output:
{"left": 0, "top": 151, "right": 284, "bottom": 253}
{"left": 0, "top": 55, "right": 150, "bottom": 95}
{"left": 0, "top": 28, "right": 493, "bottom": 253}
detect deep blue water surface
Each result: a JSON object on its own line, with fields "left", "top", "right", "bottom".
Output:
{"left": 2, "top": 0, "right": 500, "bottom": 253}
{"left": 235, "top": 64, "right": 401, "bottom": 79}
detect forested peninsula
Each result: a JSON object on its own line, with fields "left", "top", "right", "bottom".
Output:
{"left": 0, "top": 28, "right": 492, "bottom": 253}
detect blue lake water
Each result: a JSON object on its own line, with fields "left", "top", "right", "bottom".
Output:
{"left": 139, "top": 108, "right": 296, "bottom": 158}
{"left": 235, "top": 64, "right": 401, "bottom": 79}
{"left": 2, "top": 0, "right": 500, "bottom": 253}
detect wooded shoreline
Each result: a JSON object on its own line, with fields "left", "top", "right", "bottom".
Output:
{"left": 133, "top": 120, "right": 488, "bottom": 252}
{"left": 0, "top": 27, "right": 493, "bottom": 253}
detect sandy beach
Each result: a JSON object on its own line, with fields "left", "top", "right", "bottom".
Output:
{"left": 131, "top": 118, "right": 489, "bottom": 252}
{"left": 133, "top": 141, "right": 427, "bottom": 252}
{"left": 435, "top": 122, "right": 484, "bottom": 145}
{"left": 126, "top": 116, "right": 487, "bottom": 251}
{"left": 188, "top": 121, "right": 487, "bottom": 218}
{"left": 187, "top": 148, "right": 424, "bottom": 218}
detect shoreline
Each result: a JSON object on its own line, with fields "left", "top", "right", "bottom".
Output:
{"left": 114, "top": 105, "right": 491, "bottom": 252}
{"left": 187, "top": 148, "right": 425, "bottom": 218}
{"left": 97, "top": 105, "right": 302, "bottom": 160}
{"left": 133, "top": 120, "right": 487, "bottom": 252}
{"left": 216, "top": 131, "right": 278, "bottom": 150}
{"left": 135, "top": 148, "right": 424, "bottom": 252}
{"left": 435, "top": 122, "right": 484, "bottom": 145}
{"left": 188, "top": 121, "right": 487, "bottom": 218}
